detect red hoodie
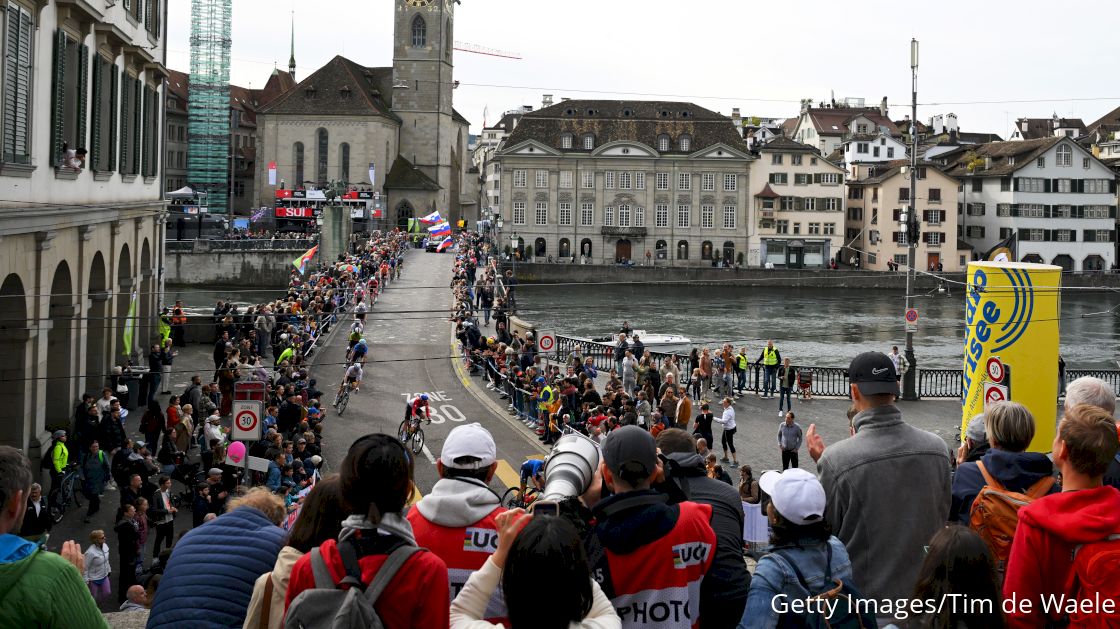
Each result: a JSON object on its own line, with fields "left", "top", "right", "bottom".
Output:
{"left": 1003, "top": 485, "right": 1120, "bottom": 628}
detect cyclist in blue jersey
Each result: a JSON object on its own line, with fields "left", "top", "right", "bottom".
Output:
{"left": 350, "top": 338, "right": 369, "bottom": 366}
{"left": 518, "top": 458, "right": 545, "bottom": 496}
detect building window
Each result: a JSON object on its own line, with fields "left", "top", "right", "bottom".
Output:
{"left": 769, "top": 173, "right": 788, "bottom": 185}
{"left": 559, "top": 202, "right": 572, "bottom": 225}
{"left": 635, "top": 172, "right": 645, "bottom": 189}
{"left": 808, "top": 222, "right": 821, "bottom": 235}
{"left": 772, "top": 154, "right": 784, "bottom": 165}
{"left": 560, "top": 133, "right": 573, "bottom": 149}
{"left": 580, "top": 238, "right": 593, "bottom": 258}
{"left": 618, "top": 204, "right": 631, "bottom": 227}
{"left": 657, "top": 134, "right": 670, "bottom": 151}
{"left": 794, "top": 173, "right": 810, "bottom": 185}
{"left": 513, "top": 202, "right": 526, "bottom": 225}
{"left": 619, "top": 171, "right": 632, "bottom": 190}
{"left": 411, "top": 15, "right": 426, "bottom": 47}
{"left": 804, "top": 198, "right": 816, "bottom": 211}
{"left": 723, "top": 205, "right": 736, "bottom": 229}
{"left": 966, "top": 225, "right": 985, "bottom": 239}
{"left": 701, "top": 241, "right": 713, "bottom": 260}
{"left": 339, "top": 143, "right": 350, "bottom": 181}
{"left": 559, "top": 171, "right": 573, "bottom": 188}
{"left": 581, "top": 171, "right": 594, "bottom": 188}
{"left": 1037, "top": 156, "right": 1045, "bottom": 168}
{"left": 1018, "top": 177, "right": 1045, "bottom": 193}
{"left": 535, "top": 170, "right": 548, "bottom": 188}
{"left": 2, "top": 2, "right": 34, "bottom": 163}
{"left": 605, "top": 171, "right": 615, "bottom": 189}
{"left": 887, "top": 148, "right": 895, "bottom": 158}
{"left": 791, "top": 155, "right": 803, "bottom": 166}
{"left": 928, "top": 188, "right": 941, "bottom": 202}
{"left": 1056, "top": 144, "right": 1072, "bottom": 167}
{"left": 793, "top": 223, "right": 801, "bottom": 235}
{"left": 535, "top": 202, "right": 547, "bottom": 225}
{"left": 1085, "top": 179, "right": 1110, "bottom": 194}
{"left": 1084, "top": 205, "right": 1111, "bottom": 218}
{"left": 313, "top": 128, "right": 328, "bottom": 183}
{"left": 723, "top": 174, "right": 737, "bottom": 191}
{"left": 604, "top": 205, "right": 614, "bottom": 226}
{"left": 90, "top": 55, "right": 115, "bottom": 171}
{"left": 701, "top": 173, "right": 715, "bottom": 191}
{"left": 857, "top": 143, "right": 869, "bottom": 154}
{"left": 701, "top": 204, "right": 714, "bottom": 228}
{"left": 583, "top": 134, "right": 594, "bottom": 150}
{"left": 821, "top": 173, "right": 840, "bottom": 185}
{"left": 924, "top": 232, "right": 944, "bottom": 246}
{"left": 824, "top": 198, "right": 839, "bottom": 211}
{"left": 823, "top": 222, "right": 836, "bottom": 235}
{"left": 678, "top": 172, "right": 691, "bottom": 190}
{"left": 677, "top": 240, "right": 689, "bottom": 260}
{"left": 1056, "top": 229, "right": 1071, "bottom": 242}
{"left": 634, "top": 206, "right": 645, "bottom": 227}
{"left": 49, "top": 30, "right": 88, "bottom": 168}
{"left": 293, "top": 142, "right": 304, "bottom": 186}
{"left": 873, "top": 147, "right": 880, "bottom": 157}
{"left": 679, "top": 135, "right": 691, "bottom": 151}
{"left": 580, "top": 203, "right": 594, "bottom": 226}
{"left": 776, "top": 220, "right": 789, "bottom": 234}
{"left": 780, "top": 196, "right": 795, "bottom": 211}
{"left": 677, "top": 204, "right": 690, "bottom": 228}
{"left": 656, "top": 172, "right": 669, "bottom": 190}
{"left": 513, "top": 169, "right": 527, "bottom": 187}
{"left": 655, "top": 204, "right": 668, "bottom": 228}
{"left": 1083, "top": 157, "right": 1091, "bottom": 168}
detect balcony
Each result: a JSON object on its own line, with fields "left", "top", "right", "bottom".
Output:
{"left": 600, "top": 227, "right": 648, "bottom": 237}
{"left": 759, "top": 208, "right": 775, "bottom": 219}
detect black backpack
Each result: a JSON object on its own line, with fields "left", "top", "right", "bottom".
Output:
{"left": 772, "top": 543, "right": 877, "bottom": 629}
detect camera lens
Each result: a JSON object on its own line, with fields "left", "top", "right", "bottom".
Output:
{"left": 540, "top": 433, "right": 601, "bottom": 503}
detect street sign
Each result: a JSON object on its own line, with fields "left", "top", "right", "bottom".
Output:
{"left": 232, "top": 400, "right": 262, "bottom": 441}
{"left": 537, "top": 330, "right": 557, "bottom": 355}
{"left": 904, "top": 308, "right": 919, "bottom": 333}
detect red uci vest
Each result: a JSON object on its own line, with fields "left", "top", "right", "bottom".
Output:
{"left": 600, "top": 501, "right": 715, "bottom": 629}
{"left": 407, "top": 504, "right": 509, "bottom": 623}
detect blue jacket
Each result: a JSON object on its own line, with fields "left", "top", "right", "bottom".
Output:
{"left": 740, "top": 537, "right": 855, "bottom": 629}
{"left": 147, "top": 507, "right": 286, "bottom": 628}
{"left": 951, "top": 447, "right": 1056, "bottom": 523}
{"left": 265, "top": 461, "right": 281, "bottom": 491}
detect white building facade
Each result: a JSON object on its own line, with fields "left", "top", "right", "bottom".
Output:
{"left": 0, "top": 0, "right": 168, "bottom": 452}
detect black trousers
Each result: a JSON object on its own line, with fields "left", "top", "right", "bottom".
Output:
{"left": 781, "top": 449, "right": 799, "bottom": 470}
{"left": 153, "top": 522, "right": 174, "bottom": 556}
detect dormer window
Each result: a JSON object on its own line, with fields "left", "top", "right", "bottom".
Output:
{"left": 340, "top": 85, "right": 351, "bottom": 98}
{"left": 679, "top": 135, "right": 692, "bottom": 152}
{"left": 560, "top": 133, "right": 573, "bottom": 149}
{"left": 304, "top": 86, "right": 317, "bottom": 99}
{"left": 622, "top": 109, "right": 633, "bottom": 117}
{"left": 657, "top": 134, "right": 671, "bottom": 152}
{"left": 659, "top": 110, "right": 670, "bottom": 118}
{"left": 582, "top": 134, "right": 594, "bottom": 150}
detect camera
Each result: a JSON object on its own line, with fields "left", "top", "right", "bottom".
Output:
{"left": 531, "top": 432, "right": 602, "bottom": 515}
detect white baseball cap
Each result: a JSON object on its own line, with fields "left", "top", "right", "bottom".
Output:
{"left": 440, "top": 423, "right": 496, "bottom": 469}
{"left": 758, "top": 468, "right": 827, "bottom": 526}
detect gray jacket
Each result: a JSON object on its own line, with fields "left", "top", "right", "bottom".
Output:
{"left": 778, "top": 422, "right": 803, "bottom": 451}
{"left": 816, "top": 404, "right": 951, "bottom": 603}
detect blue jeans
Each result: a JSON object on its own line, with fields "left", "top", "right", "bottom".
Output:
{"left": 763, "top": 366, "right": 777, "bottom": 396}
{"left": 778, "top": 387, "right": 793, "bottom": 412}
{"left": 736, "top": 370, "right": 746, "bottom": 393}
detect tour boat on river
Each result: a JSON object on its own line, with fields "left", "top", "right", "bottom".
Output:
{"left": 574, "top": 330, "right": 693, "bottom": 354}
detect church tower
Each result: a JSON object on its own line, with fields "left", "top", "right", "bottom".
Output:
{"left": 393, "top": 0, "right": 458, "bottom": 217}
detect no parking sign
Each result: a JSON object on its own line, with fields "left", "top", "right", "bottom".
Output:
{"left": 232, "top": 400, "right": 263, "bottom": 441}
{"left": 537, "top": 330, "right": 557, "bottom": 357}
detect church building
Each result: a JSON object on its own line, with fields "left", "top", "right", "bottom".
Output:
{"left": 255, "top": 0, "right": 473, "bottom": 229}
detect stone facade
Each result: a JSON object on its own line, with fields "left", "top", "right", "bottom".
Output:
{"left": 495, "top": 101, "right": 754, "bottom": 266}
{"left": 0, "top": 0, "right": 168, "bottom": 451}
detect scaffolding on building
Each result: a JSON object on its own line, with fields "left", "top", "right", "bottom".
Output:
{"left": 187, "top": 0, "right": 232, "bottom": 218}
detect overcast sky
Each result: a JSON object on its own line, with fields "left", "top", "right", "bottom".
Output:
{"left": 167, "top": 0, "right": 1120, "bottom": 138}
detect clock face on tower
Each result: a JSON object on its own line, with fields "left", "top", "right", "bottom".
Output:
{"left": 404, "top": 0, "right": 433, "bottom": 8}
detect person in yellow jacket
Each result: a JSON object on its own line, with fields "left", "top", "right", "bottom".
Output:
{"left": 46, "top": 429, "right": 68, "bottom": 502}
{"left": 756, "top": 340, "right": 782, "bottom": 399}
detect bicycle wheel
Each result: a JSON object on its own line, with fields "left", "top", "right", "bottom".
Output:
{"left": 397, "top": 419, "right": 410, "bottom": 443}
{"left": 410, "top": 428, "right": 425, "bottom": 455}
{"left": 333, "top": 391, "right": 343, "bottom": 407}
{"left": 501, "top": 487, "right": 522, "bottom": 509}
{"left": 336, "top": 391, "right": 349, "bottom": 415}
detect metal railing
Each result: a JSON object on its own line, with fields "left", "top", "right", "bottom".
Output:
{"left": 166, "top": 238, "right": 315, "bottom": 253}
{"left": 552, "top": 334, "right": 1120, "bottom": 399}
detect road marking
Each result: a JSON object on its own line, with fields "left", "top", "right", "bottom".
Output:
{"left": 494, "top": 459, "right": 521, "bottom": 490}
{"left": 421, "top": 444, "right": 437, "bottom": 464}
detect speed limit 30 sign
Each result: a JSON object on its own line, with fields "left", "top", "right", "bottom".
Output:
{"left": 232, "top": 400, "right": 263, "bottom": 441}
{"left": 537, "top": 330, "right": 557, "bottom": 355}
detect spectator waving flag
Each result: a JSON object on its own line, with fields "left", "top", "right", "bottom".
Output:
{"left": 429, "top": 221, "right": 451, "bottom": 238}
{"left": 420, "top": 210, "right": 443, "bottom": 224}
{"left": 437, "top": 236, "right": 454, "bottom": 252}
{"left": 292, "top": 244, "right": 318, "bottom": 275}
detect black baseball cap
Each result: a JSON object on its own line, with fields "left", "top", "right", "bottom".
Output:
{"left": 602, "top": 425, "right": 658, "bottom": 481}
{"left": 848, "top": 352, "right": 900, "bottom": 396}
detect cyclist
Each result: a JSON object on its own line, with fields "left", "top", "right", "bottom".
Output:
{"left": 346, "top": 322, "right": 363, "bottom": 357}
{"left": 518, "top": 458, "right": 545, "bottom": 498}
{"left": 350, "top": 338, "right": 369, "bottom": 367}
{"left": 404, "top": 394, "right": 432, "bottom": 433}
{"left": 337, "top": 362, "right": 363, "bottom": 398}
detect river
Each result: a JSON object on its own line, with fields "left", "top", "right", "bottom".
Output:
{"left": 515, "top": 284, "right": 1120, "bottom": 369}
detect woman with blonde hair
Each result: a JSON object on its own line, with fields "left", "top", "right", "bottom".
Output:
{"left": 84, "top": 529, "right": 112, "bottom": 603}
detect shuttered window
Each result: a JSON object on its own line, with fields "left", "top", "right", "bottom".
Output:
{"left": 90, "top": 56, "right": 115, "bottom": 171}
{"left": 141, "top": 85, "right": 159, "bottom": 177}
{"left": 2, "top": 2, "right": 34, "bottom": 164}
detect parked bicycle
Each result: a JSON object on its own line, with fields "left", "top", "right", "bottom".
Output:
{"left": 49, "top": 463, "right": 83, "bottom": 523}
{"left": 397, "top": 415, "right": 426, "bottom": 455}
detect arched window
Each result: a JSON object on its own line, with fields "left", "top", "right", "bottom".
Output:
{"left": 723, "top": 241, "right": 736, "bottom": 265}
{"left": 559, "top": 238, "right": 571, "bottom": 258}
{"left": 657, "top": 134, "right": 671, "bottom": 152}
{"left": 411, "top": 15, "right": 426, "bottom": 47}
{"left": 339, "top": 143, "right": 350, "bottom": 181}
{"left": 655, "top": 239, "right": 667, "bottom": 259}
{"left": 580, "top": 238, "right": 593, "bottom": 258}
{"left": 701, "top": 240, "right": 713, "bottom": 260}
{"left": 1084, "top": 255, "right": 1105, "bottom": 271}
{"left": 316, "top": 128, "right": 328, "bottom": 185}
{"left": 293, "top": 142, "right": 304, "bottom": 187}
{"left": 677, "top": 240, "right": 689, "bottom": 260}
{"left": 445, "top": 20, "right": 452, "bottom": 58}
{"left": 582, "top": 134, "right": 594, "bottom": 150}
{"left": 560, "top": 133, "right": 573, "bottom": 149}
{"left": 1056, "top": 143, "right": 1072, "bottom": 167}
{"left": 679, "top": 135, "right": 692, "bottom": 152}
{"left": 534, "top": 238, "right": 547, "bottom": 257}
{"left": 1052, "top": 254, "right": 1074, "bottom": 271}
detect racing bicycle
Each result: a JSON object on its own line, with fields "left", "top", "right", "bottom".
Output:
{"left": 397, "top": 415, "right": 426, "bottom": 455}
{"left": 334, "top": 380, "right": 357, "bottom": 415}
{"left": 500, "top": 486, "right": 539, "bottom": 509}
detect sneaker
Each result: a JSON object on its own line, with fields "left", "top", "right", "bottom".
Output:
{"left": 720, "top": 457, "right": 730, "bottom": 464}
{"left": 779, "top": 410, "right": 785, "bottom": 417}
{"left": 730, "top": 462, "right": 739, "bottom": 469}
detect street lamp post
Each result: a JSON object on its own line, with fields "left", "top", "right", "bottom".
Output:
{"left": 903, "top": 38, "right": 920, "bottom": 401}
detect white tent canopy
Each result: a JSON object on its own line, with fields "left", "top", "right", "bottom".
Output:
{"left": 165, "top": 186, "right": 196, "bottom": 198}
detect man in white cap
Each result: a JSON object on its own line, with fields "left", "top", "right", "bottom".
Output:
{"left": 406, "top": 422, "right": 507, "bottom": 623}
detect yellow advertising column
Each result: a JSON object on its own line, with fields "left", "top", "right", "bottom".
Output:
{"left": 961, "top": 262, "right": 1061, "bottom": 452}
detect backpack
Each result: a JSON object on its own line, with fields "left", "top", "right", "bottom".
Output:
{"left": 773, "top": 544, "right": 876, "bottom": 629}
{"left": 968, "top": 460, "right": 1055, "bottom": 575}
{"left": 284, "top": 542, "right": 419, "bottom": 629}
{"left": 1063, "top": 533, "right": 1120, "bottom": 628}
